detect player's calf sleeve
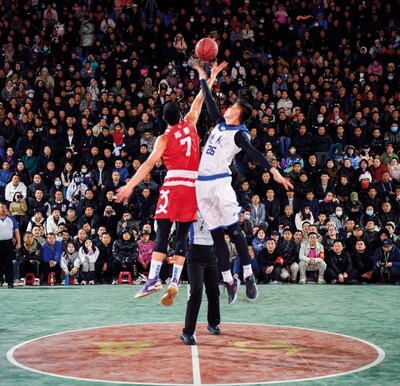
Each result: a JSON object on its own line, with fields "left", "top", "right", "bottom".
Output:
{"left": 210, "top": 228, "right": 231, "bottom": 272}
{"left": 227, "top": 223, "right": 251, "bottom": 266}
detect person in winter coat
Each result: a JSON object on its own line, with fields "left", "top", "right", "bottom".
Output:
{"left": 111, "top": 227, "right": 138, "bottom": 284}
{"left": 78, "top": 239, "right": 99, "bottom": 284}
{"left": 325, "top": 239, "right": 358, "bottom": 284}
{"left": 60, "top": 242, "right": 80, "bottom": 285}
{"left": 257, "top": 238, "right": 285, "bottom": 284}
{"left": 41, "top": 233, "right": 63, "bottom": 284}
{"left": 276, "top": 228, "right": 299, "bottom": 282}
{"left": 16, "top": 231, "right": 42, "bottom": 285}
{"left": 372, "top": 239, "right": 400, "bottom": 284}
{"left": 350, "top": 239, "right": 375, "bottom": 283}
{"left": 298, "top": 232, "right": 326, "bottom": 284}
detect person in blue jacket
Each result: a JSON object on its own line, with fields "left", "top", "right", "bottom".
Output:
{"left": 373, "top": 238, "right": 400, "bottom": 284}
{"left": 41, "top": 232, "right": 63, "bottom": 284}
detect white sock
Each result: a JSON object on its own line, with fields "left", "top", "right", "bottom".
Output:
{"left": 221, "top": 270, "right": 234, "bottom": 284}
{"left": 148, "top": 260, "right": 162, "bottom": 280}
{"left": 243, "top": 264, "right": 253, "bottom": 279}
{"left": 171, "top": 264, "right": 183, "bottom": 283}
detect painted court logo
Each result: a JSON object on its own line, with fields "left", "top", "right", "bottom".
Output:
{"left": 8, "top": 323, "right": 385, "bottom": 385}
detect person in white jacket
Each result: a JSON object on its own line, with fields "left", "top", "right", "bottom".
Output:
{"left": 298, "top": 232, "right": 327, "bottom": 284}
{"left": 78, "top": 239, "right": 99, "bottom": 285}
{"left": 45, "top": 207, "right": 66, "bottom": 236}
{"left": 277, "top": 90, "right": 294, "bottom": 117}
{"left": 60, "top": 242, "right": 81, "bottom": 285}
{"left": 5, "top": 174, "right": 27, "bottom": 203}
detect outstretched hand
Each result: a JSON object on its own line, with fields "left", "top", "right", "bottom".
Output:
{"left": 115, "top": 185, "right": 133, "bottom": 203}
{"left": 270, "top": 167, "right": 294, "bottom": 191}
{"left": 210, "top": 61, "right": 228, "bottom": 78}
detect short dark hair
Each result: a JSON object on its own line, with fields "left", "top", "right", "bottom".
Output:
{"left": 236, "top": 99, "right": 253, "bottom": 123}
{"left": 163, "top": 102, "right": 181, "bottom": 126}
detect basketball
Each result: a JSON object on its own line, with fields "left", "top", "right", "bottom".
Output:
{"left": 195, "top": 38, "right": 218, "bottom": 61}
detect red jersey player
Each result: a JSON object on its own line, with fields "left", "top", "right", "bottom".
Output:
{"left": 116, "top": 61, "right": 227, "bottom": 306}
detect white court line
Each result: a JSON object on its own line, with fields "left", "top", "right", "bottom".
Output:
{"left": 6, "top": 322, "right": 386, "bottom": 386}
{"left": 191, "top": 344, "right": 202, "bottom": 385}
{"left": 186, "top": 283, "right": 202, "bottom": 384}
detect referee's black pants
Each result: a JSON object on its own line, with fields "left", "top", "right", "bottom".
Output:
{"left": 0, "top": 240, "right": 15, "bottom": 286}
{"left": 183, "top": 244, "right": 220, "bottom": 336}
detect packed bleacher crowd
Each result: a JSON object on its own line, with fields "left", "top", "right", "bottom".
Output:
{"left": 0, "top": 0, "right": 399, "bottom": 288}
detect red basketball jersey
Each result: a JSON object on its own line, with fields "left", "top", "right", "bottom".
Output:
{"left": 162, "top": 119, "right": 200, "bottom": 172}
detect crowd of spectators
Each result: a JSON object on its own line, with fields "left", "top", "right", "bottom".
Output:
{"left": 0, "top": 0, "right": 400, "bottom": 287}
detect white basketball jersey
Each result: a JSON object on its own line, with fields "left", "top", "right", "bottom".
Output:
{"left": 198, "top": 122, "right": 249, "bottom": 177}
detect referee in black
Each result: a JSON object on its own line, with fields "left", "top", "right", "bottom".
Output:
{"left": 0, "top": 201, "right": 21, "bottom": 288}
{"left": 180, "top": 212, "right": 221, "bottom": 345}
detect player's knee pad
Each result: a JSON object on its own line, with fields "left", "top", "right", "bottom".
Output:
{"left": 174, "top": 221, "right": 192, "bottom": 256}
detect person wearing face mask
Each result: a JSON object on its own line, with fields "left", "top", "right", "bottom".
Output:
{"left": 359, "top": 205, "right": 382, "bottom": 230}
{"left": 184, "top": 70, "right": 200, "bottom": 89}
{"left": 384, "top": 122, "right": 400, "bottom": 150}
{"left": 231, "top": 61, "right": 246, "bottom": 81}
{"left": 330, "top": 206, "right": 347, "bottom": 233}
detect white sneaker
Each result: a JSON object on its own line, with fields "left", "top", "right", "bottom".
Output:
{"left": 132, "top": 277, "right": 142, "bottom": 285}
{"left": 18, "top": 278, "right": 26, "bottom": 286}
{"left": 81, "top": 280, "right": 87, "bottom": 285}
{"left": 33, "top": 278, "right": 40, "bottom": 286}
{"left": 112, "top": 279, "right": 118, "bottom": 285}
{"left": 89, "top": 280, "right": 95, "bottom": 285}
{"left": 74, "top": 278, "right": 79, "bottom": 285}
{"left": 14, "top": 279, "right": 20, "bottom": 286}
{"left": 61, "top": 279, "right": 65, "bottom": 285}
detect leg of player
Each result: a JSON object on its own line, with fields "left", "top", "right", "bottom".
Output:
{"left": 210, "top": 228, "right": 240, "bottom": 305}
{"left": 227, "top": 223, "right": 258, "bottom": 301}
{"left": 135, "top": 219, "right": 174, "bottom": 299}
{"left": 161, "top": 221, "right": 192, "bottom": 306}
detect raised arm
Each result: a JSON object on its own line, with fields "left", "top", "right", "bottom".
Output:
{"left": 185, "top": 61, "right": 227, "bottom": 125}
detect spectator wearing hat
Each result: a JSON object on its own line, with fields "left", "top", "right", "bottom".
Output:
{"left": 384, "top": 222, "right": 400, "bottom": 247}
{"left": 344, "top": 191, "right": 363, "bottom": 222}
{"left": 343, "top": 145, "right": 360, "bottom": 169}
{"left": 111, "top": 227, "right": 139, "bottom": 285}
{"left": 373, "top": 239, "right": 400, "bottom": 284}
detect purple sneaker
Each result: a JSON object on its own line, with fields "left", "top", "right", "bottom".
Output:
{"left": 134, "top": 278, "right": 162, "bottom": 299}
{"left": 244, "top": 274, "right": 258, "bottom": 301}
{"left": 224, "top": 278, "right": 240, "bottom": 305}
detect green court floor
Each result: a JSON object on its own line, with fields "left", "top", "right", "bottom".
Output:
{"left": 1, "top": 284, "right": 399, "bottom": 386}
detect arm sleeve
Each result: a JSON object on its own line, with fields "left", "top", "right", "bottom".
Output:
{"left": 199, "top": 79, "right": 224, "bottom": 124}
{"left": 234, "top": 131, "right": 272, "bottom": 171}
